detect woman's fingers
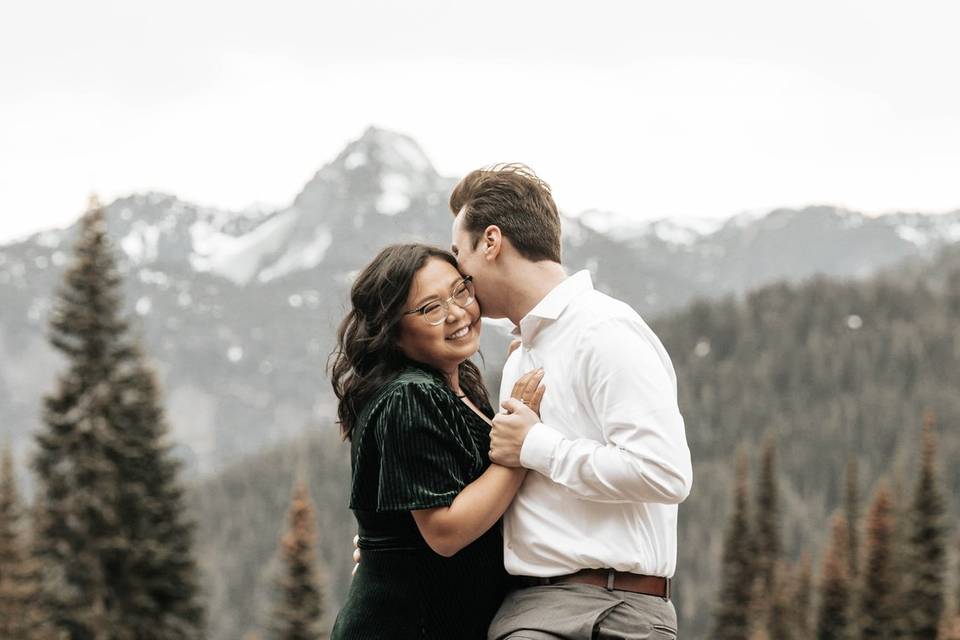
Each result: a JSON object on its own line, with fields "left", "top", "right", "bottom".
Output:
{"left": 511, "top": 370, "right": 536, "bottom": 400}
{"left": 510, "top": 368, "right": 545, "bottom": 415}
{"left": 528, "top": 383, "right": 547, "bottom": 415}
{"left": 520, "top": 369, "right": 545, "bottom": 405}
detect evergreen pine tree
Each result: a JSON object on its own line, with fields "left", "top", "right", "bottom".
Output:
{"left": 269, "top": 482, "right": 324, "bottom": 640}
{"left": 109, "top": 354, "right": 205, "bottom": 638}
{"left": 886, "top": 467, "right": 914, "bottom": 639}
{"left": 747, "top": 571, "right": 771, "bottom": 640}
{"left": 942, "top": 537, "right": 960, "bottom": 638}
{"left": 747, "top": 435, "right": 780, "bottom": 639}
{"left": 817, "top": 513, "right": 853, "bottom": 640}
{"left": 0, "top": 444, "right": 37, "bottom": 639}
{"left": 712, "top": 450, "right": 755, "bottom": 640}
{"left": 32, "top": 198, "right": 204, "bottom": 638}
{"left": 755, "top": 435, "right": 780, "bottom": 589}
{"left": 25, "top": 495, "right": 59, "bottom": 640}
{"left": 860, "top": 482, "right": 896, "bottom": 639}
{"left": 846, "top": 457, "right": 862, "bottom": 638}
{"left": 795, "top": 552, "right": 814, "bottom": 639}
{"left": 956, "top": 537, "right": 960, "bottom": 628}
{"left": 767, "top": 560, "right": 795, "bottom": 640}
{"left": 904, "top": 411, "right": 948, "bottom": 639}
{"left": 846, "top": 457, "right": 861, "bottom": 581}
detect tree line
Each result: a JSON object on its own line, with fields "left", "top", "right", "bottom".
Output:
{"left": 712, "top": 413, "right": 957, "bottom": 639}
{"left": 649, "top": 247, "right": 960, "bottom": 636}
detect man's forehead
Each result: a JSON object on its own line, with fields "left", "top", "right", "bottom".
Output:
{"left": 450, "top": 211, "right": 466, "bottom": 248}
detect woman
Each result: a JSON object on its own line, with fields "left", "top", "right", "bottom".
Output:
{"left": 329, "top": 243, "right": 544, "bottom": 639}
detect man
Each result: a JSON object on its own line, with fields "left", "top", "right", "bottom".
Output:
{"left": 449, "top": 164, "right": 693, "bottom": 639}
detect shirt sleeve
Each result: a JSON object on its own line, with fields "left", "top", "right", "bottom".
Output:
{"left": 519, "top": 317, "right": 693, "bottom": 504}
{"left": 372, "top": 381, "right": 470, "bottom": 512}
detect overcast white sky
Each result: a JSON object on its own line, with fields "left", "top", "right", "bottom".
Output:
{"left": 1, "top": 0, "right": 958, "bottom": 243}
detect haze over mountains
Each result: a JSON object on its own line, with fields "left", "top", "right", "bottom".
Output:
{"left": 2, "top": 126, "right": 958, "bottom": 478}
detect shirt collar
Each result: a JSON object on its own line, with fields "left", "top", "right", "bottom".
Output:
{"left": 513, "top": 270, "right": 593, "bottom": 340}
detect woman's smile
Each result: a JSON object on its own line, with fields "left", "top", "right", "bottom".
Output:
{"left": 446, "top": 317, "right": 479, "bottom": 341}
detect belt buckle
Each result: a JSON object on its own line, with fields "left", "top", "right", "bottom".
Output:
{"left": 605, "top": 569, "right": 615, "bottom": 591}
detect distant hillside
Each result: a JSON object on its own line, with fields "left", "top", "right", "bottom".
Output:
{"left": 185, "top": 245, "right": 960, "bottom": 639}
{"left": 186, "top": 429, "right": 352, "bottom": 639}
{"left": 655, "top": 245, "right": 960, "bottom": 637}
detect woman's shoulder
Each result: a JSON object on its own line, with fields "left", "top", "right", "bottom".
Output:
{"left": 356, "top": 366, "right": 453, "bottom": 428}
{"left": 379, "top": 365, "right": 449, "bottom": 401}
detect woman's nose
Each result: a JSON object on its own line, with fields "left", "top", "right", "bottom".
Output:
{"left": 446, "top": 302, "right": 467, "bottom": 321}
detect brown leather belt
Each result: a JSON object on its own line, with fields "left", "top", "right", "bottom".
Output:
{"left": 518, "top": 569, "right": 672, "bottom": 600}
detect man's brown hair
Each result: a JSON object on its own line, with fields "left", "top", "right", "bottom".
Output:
{"left": 449, "top": 163, "right": 562, "bottom": 263}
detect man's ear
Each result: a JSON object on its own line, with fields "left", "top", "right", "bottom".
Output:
{"left": 483, "top": 225, "right": 503, "bottom": 261}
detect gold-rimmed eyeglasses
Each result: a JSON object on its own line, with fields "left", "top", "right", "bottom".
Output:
{"left": 403, "top": 276, "right": 476, "bottom": 326}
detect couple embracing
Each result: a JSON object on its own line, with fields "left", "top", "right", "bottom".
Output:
{"left": 329, "top": 164, "right": 693, "bottom": 639}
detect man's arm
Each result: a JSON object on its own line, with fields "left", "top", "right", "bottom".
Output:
{"left": 491, "top": 317, "right": 693, "bottom": 504}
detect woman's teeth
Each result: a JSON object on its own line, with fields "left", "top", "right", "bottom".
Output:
{"left": 447, "top": 325, "right": 470, "bottom": 340}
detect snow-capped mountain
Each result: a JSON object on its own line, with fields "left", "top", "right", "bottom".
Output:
{"left": 2, "top": 126, "right": 958, "bottom": 479}
{"left": 577, "top": 209, "right": 726, "bottom": 244}
{"left": 579, "top": 205, "right": 960, "bottom": 255}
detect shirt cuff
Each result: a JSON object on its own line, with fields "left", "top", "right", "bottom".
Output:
{"left": 519, "top": 422, "right": 563, "bottom": 476}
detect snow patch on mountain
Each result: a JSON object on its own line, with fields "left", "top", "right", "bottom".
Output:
{"left": 947, "top": 222, "right": 960, "bottom": 242}
{"left": 887, "top": 211, "right": 960, "bottom": 248}
{"left": 838, "top": 210, "right": 866, "bottom": 229}
{"left": 259, "top": 227, "right": 332, "bottom": 283}
{"left": 895, "top": 224, "right": 931, "bottom": 247}
{"left": 344, "top": 151, "right": 367, "bottom": 170}
{"left": 190, "top": 209, "right": 300, "bottom": 285}
{"left": 561, "top": 215, "right": 590, "bottom": 248}
{"left": 577, "top": 210, "right": 644, "bottom": 235}
{"left": 650, "top": 219, "right": 721, "bottom": 246}
{"left": 36, "top": 230, "right": 63, "bottom": 248}
{"left": 121, "top": 220, "right": 162, "bottom": 263}
{"left": 376, "top": 173, "right": 413, "bottom": 215}
{"left": 577, "top": 210, "right": 723, "bottom": 245}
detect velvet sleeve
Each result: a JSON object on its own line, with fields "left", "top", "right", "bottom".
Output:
{"left": 369, "top": 380, "right": 470, "bottom": 512}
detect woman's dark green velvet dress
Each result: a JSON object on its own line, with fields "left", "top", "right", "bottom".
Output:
{"left": 330, "top": 366, "right": 510, "bottom": 640}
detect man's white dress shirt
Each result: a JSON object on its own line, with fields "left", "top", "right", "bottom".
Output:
{"left": 498, "top": 270, "right": 693, "bottom": 578}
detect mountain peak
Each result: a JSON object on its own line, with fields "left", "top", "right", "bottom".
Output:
{"left": 335, "top": 126, "right": 437, "bottom": 178}
{"left": 293, "top": 127, "right": 442, "bottom": 216}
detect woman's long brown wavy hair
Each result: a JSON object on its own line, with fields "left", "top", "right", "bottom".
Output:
{"left": 329, "top": 243, "right": 493, "bottom": 440}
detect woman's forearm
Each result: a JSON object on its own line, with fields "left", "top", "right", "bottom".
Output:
{"left": 412, "top": 464, "right": 526, "bottom": 557}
